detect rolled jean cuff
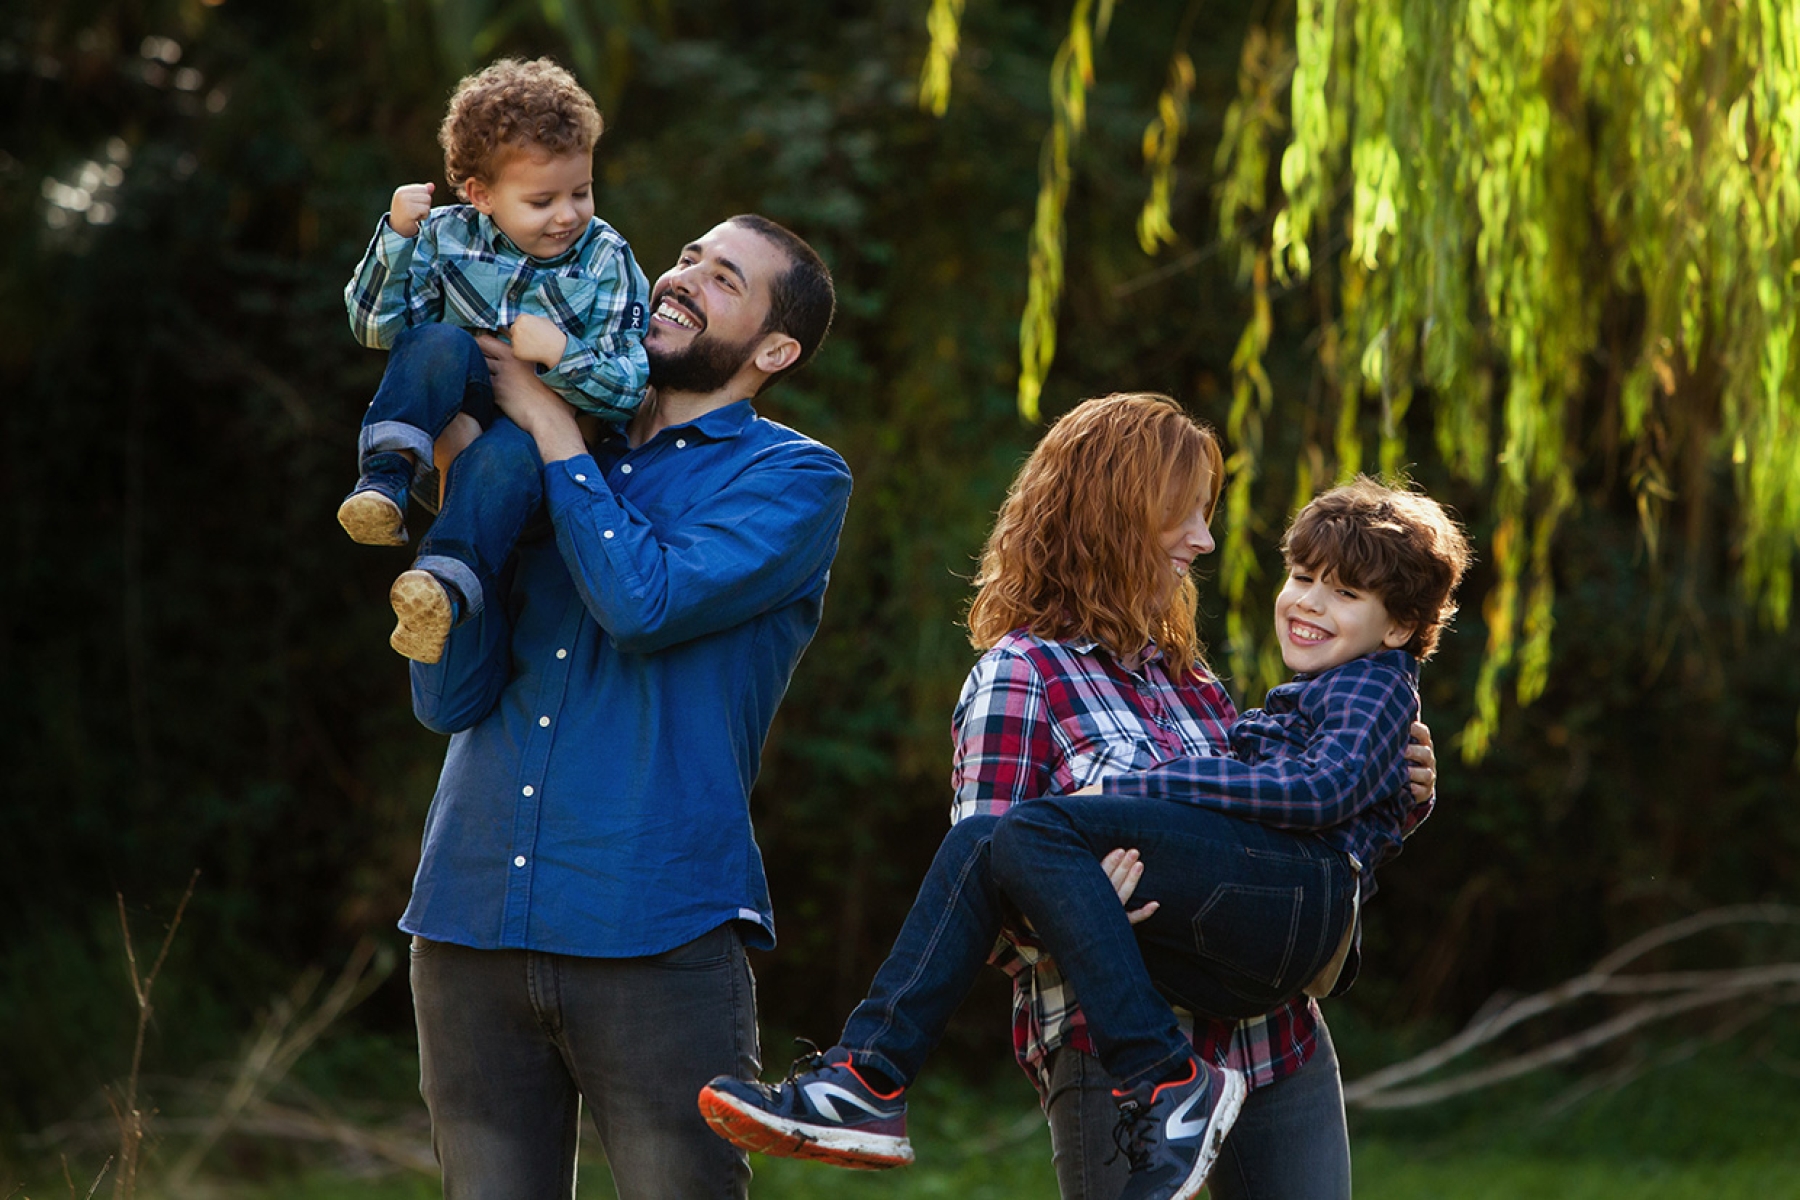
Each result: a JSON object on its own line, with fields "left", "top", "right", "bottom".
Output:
{"left": 359, "top": 419, "right": 436, "bottom": 464}
{"left": 414, "top": 554, "right": 484, "bottom": 619}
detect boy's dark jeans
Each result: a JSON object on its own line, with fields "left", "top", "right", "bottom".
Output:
{"left": 358, "top": 324, "right": 544, "bottom": 615}
{"left": 839, "top": 799, "right": 1357, "bottom": 1093}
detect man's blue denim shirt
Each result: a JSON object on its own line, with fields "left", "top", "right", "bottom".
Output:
{"left": 400, "top": 399, "right": 852, "bottom": 958}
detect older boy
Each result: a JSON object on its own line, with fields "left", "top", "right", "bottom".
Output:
{"left": 340, "top": 57, "right": 649, "bottom": 662}
{"left": 700, "top": 477, "right": 1470, "bottom": 1200}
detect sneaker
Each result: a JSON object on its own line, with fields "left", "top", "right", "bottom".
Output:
{"left": 388, "top": 569, "right": 458, "bottom": 663}
{"left": 698, "top": 1044, "right": 912, "bottom": 1170}
{"left": 1111, "top": 1056, "right": 1246, "bottom": 1200}
{"left": 337, "top": 451, "right": 414, "bottom": 546}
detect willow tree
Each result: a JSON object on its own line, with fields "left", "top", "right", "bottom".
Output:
{"left": 924, "top": 0, "right": 1800, "bottom": 757}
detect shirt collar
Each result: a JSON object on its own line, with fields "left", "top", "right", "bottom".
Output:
{"left": 683, "top": 398, "right": 757, "bottom": 442}
{"left": 475, "top": 210, "right": 595, "bottom": 267}
{"left": 1290, "top": 646, "right": 1420, "bottom": 684}
{"left": 1068, "top": 639, "right": 1166, "bottom": 668}
{"left": 595, "top": 397, "right": 757, "bottom": 455}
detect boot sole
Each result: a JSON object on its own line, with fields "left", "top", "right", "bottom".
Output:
{"left": 338, "top": 491, "right": 408, "bottom": 546}
{"left": 697, "top": 1086, "right": 912, "bottom": 1170}
{"left": 389, "top": 570, "right": 452, "bottom": 663}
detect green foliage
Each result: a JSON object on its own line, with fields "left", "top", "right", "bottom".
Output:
{"left": 1224, "top": 0, "right": 1800, "bottom": 753}
{"left": 2, "top": 0, "right": 1798, "bottom": 1182}
{"left": 954, "top": 0, "right": 1800, "bottom": 755}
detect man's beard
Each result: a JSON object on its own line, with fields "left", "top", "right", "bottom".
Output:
{"left": 646, "top": 321, "right": 763, "bottom": 395}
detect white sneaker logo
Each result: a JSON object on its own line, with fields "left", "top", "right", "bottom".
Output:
{"left": 1164, "top": 1086, "right": 1213, "bottom": 1140}
{"left": 803, "top": 1080, "right": 889, "bottom": 1124}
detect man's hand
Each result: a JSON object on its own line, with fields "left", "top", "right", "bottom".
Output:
{"left": 475, "top": 333, "right": 587, "bottom": 464}
{"left": 1405, "top": 719, "right": 1437, "bottom": 802}
{"left": 1100, "top": 847, "right": 1159, "bottom": 926}
{"left": 509, "top": 312, "right": 568, "bottom": 369}
{"left": 389, "top": 182, "right": 435, "bottom": 239}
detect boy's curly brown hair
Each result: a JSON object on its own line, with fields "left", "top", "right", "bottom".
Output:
{"left": 438, "top": 58, "right": 604, "bottom": 197}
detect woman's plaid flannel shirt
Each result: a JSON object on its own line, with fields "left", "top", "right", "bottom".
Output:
{"left": 948, "top": 630, "right": 1324, "bottom": 1100}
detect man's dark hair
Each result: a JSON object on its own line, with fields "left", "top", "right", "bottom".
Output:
{"left": 727, "top": 214, "right": 835, "bottom": 392}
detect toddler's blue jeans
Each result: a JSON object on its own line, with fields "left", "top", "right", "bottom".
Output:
{"left": 357, "top": 324, "right": 545, "bottom": 615}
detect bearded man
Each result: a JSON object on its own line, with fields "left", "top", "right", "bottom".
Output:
{"left": 397, "top": 215, "right": 850, "bottom": 1199}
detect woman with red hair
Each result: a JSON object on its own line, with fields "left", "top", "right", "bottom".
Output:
{"left": 701, "top": 393, "right": 1436, "bottom": 1200}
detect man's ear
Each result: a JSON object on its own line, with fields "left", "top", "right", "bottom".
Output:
{"left": 1382, "top": 621, "right": 1417, "bottom": 651}
{"left": 752, "top": 332, "right": 801, "bottom": 377}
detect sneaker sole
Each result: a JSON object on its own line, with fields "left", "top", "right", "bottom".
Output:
{"left": 1171, "top": 1067, "right": 1248, "bottom": 1200}
{"left": 338, "top": 491, "right": 408, "bottom": 546}
{"left": 697, "top": 1085, "right": 913, "bottom": 1170}
{"left": 389, "top": 570, "right": 452, "bottom": 664}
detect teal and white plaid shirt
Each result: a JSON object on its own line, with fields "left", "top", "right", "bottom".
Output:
{"left": 344, "top": 207, "right": 650, "bottom": 422}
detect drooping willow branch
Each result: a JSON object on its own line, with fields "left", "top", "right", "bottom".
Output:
{"left": 921, "top": 0, "right": 1800, "bottom": 755}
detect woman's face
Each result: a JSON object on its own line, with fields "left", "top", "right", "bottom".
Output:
{"left": 1158, "top": 492, "right": 1216, "bottom": 582}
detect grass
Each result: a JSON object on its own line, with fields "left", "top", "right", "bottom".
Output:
{"left": 14, "top": 1023, "right": 1800, "bottom": 1199}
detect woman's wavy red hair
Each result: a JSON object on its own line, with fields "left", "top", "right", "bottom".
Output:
{"left": 967, "top": 393, "right": 1225, "bottom": 673}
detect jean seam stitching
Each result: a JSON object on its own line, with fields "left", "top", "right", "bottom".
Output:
{"left": 857, "top": 834, "right": 988, "bottom": 1072}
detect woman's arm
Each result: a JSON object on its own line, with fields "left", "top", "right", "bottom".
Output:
{"left": 948, "top": 647, "right": 1061, "bottom": 822}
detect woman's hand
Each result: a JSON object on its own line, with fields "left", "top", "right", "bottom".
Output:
{"left": 474, "top": 332, "right": 587, "bottom": 463}
{"left": 1405, "top": 719, "right": 1438, "bottom": 802}
{"left": 1101, "top": 848, "right": 1160, "bottom": 925}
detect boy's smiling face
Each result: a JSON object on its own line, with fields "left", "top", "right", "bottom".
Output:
{"left": 464, "top": 147, "right": 595, "bottom": 260}
{"left": 1274, "top": 564, "right": 1415, "bottom": 674}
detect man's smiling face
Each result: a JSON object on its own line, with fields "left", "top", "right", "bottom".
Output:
{"left": 644, "top": 221, "right": 790, "bottom": 395}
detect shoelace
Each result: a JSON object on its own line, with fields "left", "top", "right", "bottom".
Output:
{"left": 782, "top": 1036, "right": 828, "bottom": 1084}
{"left": 1108, "top": 1098, "right": 1156, "bottom": 1174}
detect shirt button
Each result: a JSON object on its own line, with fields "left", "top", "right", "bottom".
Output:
{"left": 556, "top": 648, "right": 568, "bottom": 659}
{"left": 538, "top": 715, "right": 551, "bottom": 727}
{"left": 676, "top": 438, "right": 687, "bottom": 448}
{"left": 514, "top": 855, "right": 527, "bottom": 868}
{"left": 574, "top": 473, "right": 587, "bottom": 482}
{"left": 621, "top": 463, "right": 633, "bottom": 474}
{"left": 603, "top": 529, "right": 615, "bottom": 539}
{"left": 522, "top": 785, "right": 534, "bottom": 797}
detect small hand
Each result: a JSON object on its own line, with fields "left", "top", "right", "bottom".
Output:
{"left": 474, "top": 332, "right": 586, "bottom": 462}
{"left": 1405, "top": 718, "right": 1437, "bottom": 802}
{"left": 1100, "top": 848, "right": 1160, "bottom": 926}
{"left": 389, "top": 182, "right": 435, "bottom": 238}
{"left": 508, "top": 312, "right": 568, "bottom": 369}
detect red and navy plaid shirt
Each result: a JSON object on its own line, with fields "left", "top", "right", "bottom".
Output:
{"left": 949, "top": 630, "right": 1323, "bottom": 1100}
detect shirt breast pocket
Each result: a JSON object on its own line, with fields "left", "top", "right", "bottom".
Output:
{"left": 1062, "top": 735, "right": 1161, "bottom": 792}
{"left": 529, "top": 275, "right": 600, "bottom": 335}
{"left": 439, "top": 260, "right": 511, "bottom": 330}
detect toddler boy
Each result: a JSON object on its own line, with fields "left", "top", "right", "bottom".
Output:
{"left": 340, "top": 57, "right": 648, "bottom": 661}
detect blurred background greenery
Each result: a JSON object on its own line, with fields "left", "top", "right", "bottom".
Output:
{"left": 2, "top": 0, "right": 1797, "bottom": 1195}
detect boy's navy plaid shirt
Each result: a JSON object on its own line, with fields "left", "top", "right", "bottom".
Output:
{"left": 344, "top": 207, "right": 650, "bottom": 421}
{"left": 1102, "top": 646, "right": 1429, "bottom": 903}
{"left": 949, "top": 632, "right": 1323, "bottom": 1098}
